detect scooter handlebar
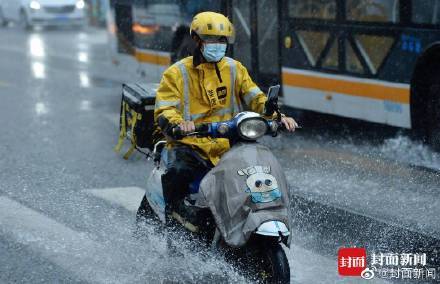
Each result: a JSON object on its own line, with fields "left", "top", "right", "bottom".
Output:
{"left": 171, "top": 124, "right": 209, "bottom": 139}
{"left": 171, "top": 119, "right": 299, "bottom": 140}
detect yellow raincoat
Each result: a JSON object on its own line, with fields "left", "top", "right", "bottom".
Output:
{"left": 154, "top": 56, "right": 267, "bottom": 165}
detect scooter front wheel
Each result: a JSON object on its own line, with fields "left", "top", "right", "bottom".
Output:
{"left": 257, "top": 242, "right": 290, "bottom": 283}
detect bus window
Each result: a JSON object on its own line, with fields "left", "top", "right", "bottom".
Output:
{"left": 132, "top": 0, "right": 223, "bottom": 52}
{"left": 322, "top": 39, "right": 338, "bottom": 70}
{"left": 346, "top": 0, "right": 399, "bottom": 23}
{"left": 179, "top": 0, "right": 223, "bottom": 21}
{"left": 132, "top": 0, "right": 182, "bottom": 52}
{"left": 232, "top": 0, "right": 252, "bottom": 71}
{"left": 257, "top": 0, "right": 279, "bottom": 75}
{"left": 412, "top": 0, "right": 440, "bottom": 24}
{"left": 288, "top": 0, "right": 336, "bottom": 20}
{"left": 114, "top": 3, "right": 134, "bottom": 54}
{"left": 353, "top": 35, "right": 394, "bottom": 74}
{"left": 296, "top": 31, "right": 330, "bottom": 66}
{"left": 346, "top": 40, "right": 365, "bottom": 74}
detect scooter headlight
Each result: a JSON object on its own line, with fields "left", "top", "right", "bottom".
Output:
{"left": 238, "top": 118, "right": 268, "bottom": 140}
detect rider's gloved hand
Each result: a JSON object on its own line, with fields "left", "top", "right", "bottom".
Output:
{"left": 179, "top": 121, "right": 195, "bottom": 134}
{"left": 280, "top": 115, "right": 298, "bottom": 132}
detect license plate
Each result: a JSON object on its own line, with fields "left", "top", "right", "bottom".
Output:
{"left": 55, "top": 16, "right": 69, "bottom": 21}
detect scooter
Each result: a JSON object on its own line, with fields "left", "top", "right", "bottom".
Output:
{"left": 136, "top": 85, "right": 292, "bottom": 283}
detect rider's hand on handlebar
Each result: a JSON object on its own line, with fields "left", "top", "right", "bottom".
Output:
{"left": 281, "top": 116, "right": 299, "bottom": 132}
{"left": 178, "top": 121, "right": 195, "bottom": 134}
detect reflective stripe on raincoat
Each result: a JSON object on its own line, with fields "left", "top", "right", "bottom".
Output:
{"left": 154, "top": 56, "right": 267, "bottom": 165}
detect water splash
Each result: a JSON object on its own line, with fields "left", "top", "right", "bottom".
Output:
{"left": 379, "top": 136, "right": 440, "bottom": 170}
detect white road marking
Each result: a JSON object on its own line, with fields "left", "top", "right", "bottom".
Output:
{"left": 0, "top": 196, "right": 139, "bottom": 284}
{"left": 85, "top": 186, "right": 145, "bottom": 213}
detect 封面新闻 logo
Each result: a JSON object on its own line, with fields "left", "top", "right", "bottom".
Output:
{"left": 338, "top": 248, "right": 437, "bottom": 281}
{"left": 338, "top": 248, "right": 367, "bottom": 276}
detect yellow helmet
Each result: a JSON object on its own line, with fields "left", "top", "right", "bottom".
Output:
{"left": 190, "top": 11, "right": 235, "bottom": 43}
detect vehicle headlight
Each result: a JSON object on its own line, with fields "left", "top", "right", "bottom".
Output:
{"left": 238, "top": 118, "right": 268, "bottom": 140}
{"left": 30, "top": 0, "right": 41, "bottom": 10}
{"left": 76, "top": 0, "right": 85, "bottom": 9}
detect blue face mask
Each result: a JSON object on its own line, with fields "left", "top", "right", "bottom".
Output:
{"left": 202, "top": 43, "right": 227, "bottom": 62}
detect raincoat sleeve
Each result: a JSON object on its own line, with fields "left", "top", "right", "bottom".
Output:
{"left": 236, "top": 61, "right": 267, "bottom": 114}
{"left": 154, "top": 66, "right": 184, "bottom": 128}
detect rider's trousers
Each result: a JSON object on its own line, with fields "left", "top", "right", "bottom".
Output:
{"left": 161, "top": 145, "right": 213, "bottom": 209}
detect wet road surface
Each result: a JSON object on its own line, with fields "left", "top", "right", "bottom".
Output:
{"left": 0, "top": 25, "right": 438, "bottom": 283}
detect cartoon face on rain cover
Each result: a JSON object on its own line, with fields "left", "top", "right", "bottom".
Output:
{"left": 238, "top": 166, "right": 281, "bottom": 203}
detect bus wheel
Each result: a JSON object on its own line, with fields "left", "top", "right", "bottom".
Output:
{"left": 428, "top": 84, "right": 440, "bottom": 151}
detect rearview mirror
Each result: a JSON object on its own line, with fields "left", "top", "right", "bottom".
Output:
{"left": 267, "top": 85, "right": 280, "bottom": 102}
{"left": 264, "top": 85, "right": 281, "bottom": 117}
